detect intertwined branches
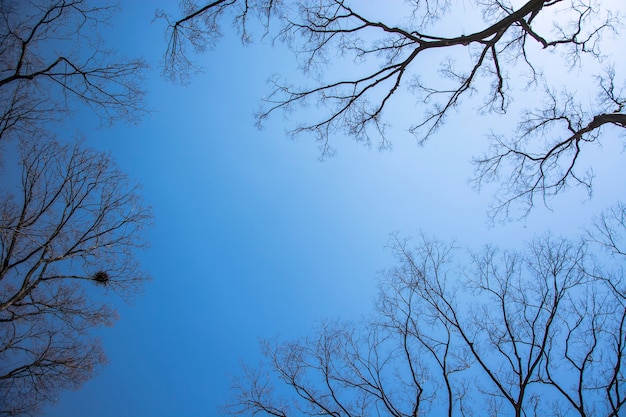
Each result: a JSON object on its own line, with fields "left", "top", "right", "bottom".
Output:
{"left": 0, "top": 138, "right": 151, "bottom": 417}
{"left": 159, "top": 0, "right": 282, "bottom": 83}
{"left": 473, "top": 68, "right": 626, "bottom": 220}
{"left": 164, "top": 0, "right": 624, "bottom": 220}
{"left": 0, "top": 2, "right": 149, "bottom": 415}
{"left": 0, "top": 0, "right": 146, "bottom": 145}
{"left": 227, "top": 234, "right": 626, "bottom": 417}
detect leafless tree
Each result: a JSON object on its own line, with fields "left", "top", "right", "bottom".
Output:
{"left": 163, "top": 0, "right": 625, "bottom": 220}
{"left": 158, "top": 0, "right": 282, "bottom": 83}
{"left": 585, "top": 202, "right": 626, "bottom": 302}
{"left": 0, "top": 0, "right": 146, "bottom": 145}
{"left": 226, "top": 234, "right": 626, "bottom": 417}
{"left": 0, "top": 3, "right": 149, "bottom": 414}
{"left": 0, "top": 138, "right": 151, "bottom": 417}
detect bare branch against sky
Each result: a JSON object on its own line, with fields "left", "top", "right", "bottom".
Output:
{"left": 227, "top": 234, "right": 626, "bottom": 417}
{"left": 164, "top": 0, "right": 625, "bottom": 221}
{"left": 0, "top": 0, "right": 147, "bottom": 145}
{"left": 1, "top": 2, "right": 623, "bottom": 416}
{"left": 0, "top": 138, "right": 151, "bottom": 417}
{"left": 0, "top": 2, "right": 150, "bottom": 415}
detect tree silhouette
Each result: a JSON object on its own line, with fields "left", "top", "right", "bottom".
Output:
{"left": 0, "top": 0, "right": 146, "bottom": 145}
{"left": 163, "top": 0, "right": 625, "bottom": 220}
{"left": 0, "top": 138, "right": 151, "bottom": 417}
{"left": 227, "top": 234, "right": 626, "bottom": 417}
{"left": 0, "top": 1, "right": 149, "bottom": 415}
{"left": 159, "top": 3, "right": 626, "bottom": 415}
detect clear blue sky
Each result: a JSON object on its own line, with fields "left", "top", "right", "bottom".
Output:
{"left": 39, "top": 1, "right": 625, "bottom": 416}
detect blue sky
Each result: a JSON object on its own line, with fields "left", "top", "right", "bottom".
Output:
{"left": 37, "top": 1, "right": 626, "bottom": 416}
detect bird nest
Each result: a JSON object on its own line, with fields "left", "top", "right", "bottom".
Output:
{"left": 92, "top": 271, "right": 110, "bottom": 285}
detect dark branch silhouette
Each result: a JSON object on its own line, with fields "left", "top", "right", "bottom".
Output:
{"left": 227, "top": 234, "right": 626, "bottom": 417}
{"left": 163, "top": 0, "right": 624, "bottom": 220}
{"left": 0, "top": 138, "right": 151, "bottom": 417}
{"left": 0, "top": 2, "right": 150, "bottom": 415}
{"left": 0, "top": 0, "right": 146, "bottom": 144}
{"left": 158, "top": 0, "right": 281, "bottom": 83}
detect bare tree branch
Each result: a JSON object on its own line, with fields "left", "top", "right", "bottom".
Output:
{"left": 0, "top": 138, "right": 151, "bottom": 417}
{"left": 473, "top": 68, "right": 626, "bottom": 221}
{"left": 226, "top": 233, "right": 626, "bottom": 417}
{"left": 0, "top": 0, "right": 147, "bottom": 145}
{"left": 163, "top": 0, "right": 624, "bottom": 218}
{"left": 158, "top": 0, "right": 282, "bottom": 83}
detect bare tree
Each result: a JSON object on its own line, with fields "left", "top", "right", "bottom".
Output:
{"left": 163, "top": 0, "right": 625, "bottom": 220}
{"left": 0, "top": 3, "right": 150, "bottom": 414}
{"left": 158, "top": 0, "right": 281, "bottom": 83}
{"left": 226, "top": 234, "right": 626, "bottom": 417}
{"left": 0, "top": 138, "right": 151, "bottom": 416}
{"left": 585, "top": 202, "right": 626, "bottom": 302}
{"left": 0, "top": 0, "right": 146, "bottom": 145}
{"left": 0, "top": 1, "right": 152, "bottom": 415}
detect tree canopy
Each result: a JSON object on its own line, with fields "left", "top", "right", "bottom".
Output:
{"left": 0, "top": 139, "right": 150, "bottom": 417}
{"left": 227, "top": 230, "right": 626, "bottom": 417}
{"left": 161, "top": 2, "right": 626, "bottom": 416}
{"left": 0, "top": 0, "right": 146, "bottom": 144}
{"left": 0, "top": 1, "right": 149, "bottom": 415}
{"left": 162, "top": 0, "right": 625, "bottom": 220}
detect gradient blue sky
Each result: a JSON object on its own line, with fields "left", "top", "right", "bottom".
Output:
{"left": 38, "top": 1, "right": 626, "bottom": 416}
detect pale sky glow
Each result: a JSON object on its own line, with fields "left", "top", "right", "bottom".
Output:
{"left": 20, "top": 1, "right": 623, "bottom": 416}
